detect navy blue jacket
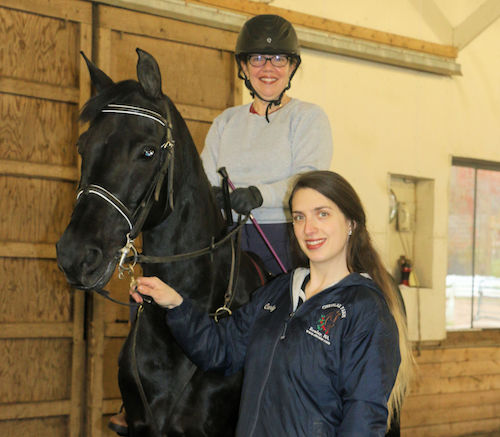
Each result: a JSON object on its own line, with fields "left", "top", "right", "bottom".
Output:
{"left": 166, "top": 271, "right": 400, "bottom": 437}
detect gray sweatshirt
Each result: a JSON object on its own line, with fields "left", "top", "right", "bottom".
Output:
{"left": 201, "top": 98, "right": 333, "bottom": 224}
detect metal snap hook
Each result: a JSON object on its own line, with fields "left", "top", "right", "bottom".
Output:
{"left": 214, "top": 306, "right": 232, "bottom": 323}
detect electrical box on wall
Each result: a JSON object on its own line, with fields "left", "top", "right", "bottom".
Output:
{"left": 388, "top": 174, "right": 434, "bottom": 289}
{"left": 397, "top": 202, "right": 412, "bottom": 232}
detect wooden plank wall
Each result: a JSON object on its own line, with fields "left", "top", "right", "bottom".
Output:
{"left": 402, "top": 331, "right": 500, "bottom": 436}
{"left": 0, "top": 0, "right": 91, "bottom": 436}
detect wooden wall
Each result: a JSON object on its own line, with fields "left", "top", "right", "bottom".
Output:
{"left": 0, "top": 1, "right": 241, "bottom": 436}
{"left": 0, "top": 1, "right": 91, "bottom": 436}
{"left": 402, "top": 331, "right": 500, "bottom": 436}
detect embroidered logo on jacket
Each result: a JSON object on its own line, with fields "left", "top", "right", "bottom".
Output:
{"left": 306, "top": 303, "right": 346, "bottom": 345}
{"left": 263, "top": 303, "right": 276, "bottom": 312}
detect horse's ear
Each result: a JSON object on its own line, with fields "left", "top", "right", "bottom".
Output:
{"left": 80, "top": 51, "right": 114, "bottom": 93}
{"left": 136, "top": 48, "right": 163, "bottom": 99}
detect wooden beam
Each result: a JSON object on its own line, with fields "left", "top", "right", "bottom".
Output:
{"left": 0, "top": 160, "right": 79, "bottom": 181}
{"left": 403, "top": 398, "right": 500, "bottom": 427}
{"left": 415, "top": 345, "right": 500, "bottom": 364}
{"left": 0, "top": 322, "right": 73, "bottom": 338}
{"left": 410, "top": 373, "right": 500, "bottom": 396}
{"left": 404, "top": 389, "right": 500, "bottom": 412}
{"left": 0, "top": 242, "right": 57, "bottom": 259}
{"left": 0, "top": 400, "right": 72, "bottom": 420}
{"left": 69, "top": 24, "right": 90, "bottom": 437}
{"left": 408, "top": 0, "right": 453, "bottom": 46}
{"left": 401, "top": 417, "right": 500, "bottom": 437}
{"left": 87, "top": 296, "right": 105, "bottom": 437}
{"left": 105, "top": 321, "right": 129, "bottom": 338}
{"left": 0, "top": 77, "right": 80, "bottom": 103}
{"left": 95, "top": 0, "right": 461, "bottom": 75}
{"left": 102, "top": 398, "right": 123, "bottom": 415}
{"left": 443, "top": 329, "right": 500, "bottom": 348}
{"left": 98, "top": 4, "right": 236, "bottom": 52}
{"left": 0, "top": 0, "right": 92, "bottom": 23}
{"left": 454, "top": 0, "right": 500, "bottom": 50}
{"left": 70, "top": 291, "right": 86, "bottom": 437}
{"left": 176, "top": 103, "right": 222, "bottom": 123}
{"left": 418, "top": 359, "right": 500, "bottom": 378}
{"left": 188, "top": 0, "right": 458, "bottom": 58}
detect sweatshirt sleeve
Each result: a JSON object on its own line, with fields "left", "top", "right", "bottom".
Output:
{"left": 337, "top": 296, "right": 400, "bottom": 436}
{"left": 256, "top": 104, "right": 333, "bottom": 208}
{"left": 200, "top": 115, "right": 223, "bottom": 187}
{"left": 165, "top": 285, "right": 271, "bottom": 376}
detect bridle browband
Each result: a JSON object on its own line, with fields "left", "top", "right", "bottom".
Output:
{"left": 102, "top": 103, "right": 168, "bottom": 126}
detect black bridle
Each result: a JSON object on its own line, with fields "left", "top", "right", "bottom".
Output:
{"left": 77, "top": 103, "right": 175, "bottom": 242}
{"left": 76, "top": 102, "right": 246, "bottom": 310}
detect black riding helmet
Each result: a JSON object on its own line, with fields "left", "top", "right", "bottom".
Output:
{"left": 235, "top": 15, "right": 301, "bottom": 121}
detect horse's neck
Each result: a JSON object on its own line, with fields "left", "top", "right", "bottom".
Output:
{"left": 141, "top": 179, "right": 230, "bottom": 306}
{"left": 141, "top": 103, "right": 230, "bottom": 304}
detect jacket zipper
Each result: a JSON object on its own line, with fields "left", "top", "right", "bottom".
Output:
{"left": 247, "top": 330, "right": 283, "bottom": 437}
{"left": 280, "top": 310, "right": 295, "bottom": 340}
{"left": 248, "top": 277, "right": 296, "bottom": 436}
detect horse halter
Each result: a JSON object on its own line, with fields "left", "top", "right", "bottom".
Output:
{"left": 76, "top": 103, "right": 175, "bottom": 277}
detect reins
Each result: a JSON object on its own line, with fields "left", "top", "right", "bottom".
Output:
{"left": 129, "top": 216, "right": 248, "bottom": 264}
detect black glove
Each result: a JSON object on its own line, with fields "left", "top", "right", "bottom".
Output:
{"left": 230, "top": 186, "right": 263, "bottom": 215}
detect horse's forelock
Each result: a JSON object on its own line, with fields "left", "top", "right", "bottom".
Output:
{"left": 79, "top": 80, "right": 145, "bottom": 123}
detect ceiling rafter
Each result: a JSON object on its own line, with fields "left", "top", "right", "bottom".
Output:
{"left": 96, "top": 0, "right": 462, "bottom": 75}
{"left": 453, "top": 0, "right": 500, "bottom": 49}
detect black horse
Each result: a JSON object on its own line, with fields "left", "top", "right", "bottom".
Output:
{"left": 56, "top": 49, "right": 266, "bottom": 436}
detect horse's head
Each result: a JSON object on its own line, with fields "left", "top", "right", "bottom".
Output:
{"left": 57, "top": 49, "right": 183, "bottom": 290}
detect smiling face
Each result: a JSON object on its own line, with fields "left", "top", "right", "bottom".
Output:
{"left": 291, "top": 188, "right": 352, "bottom": 271}
{"left": 240, "top": 55, "right": 296, "bottom": 102}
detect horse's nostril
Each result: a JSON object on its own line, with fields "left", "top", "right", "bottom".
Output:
{"left": 82, "top": 246, "right": 104, "bottom": 273}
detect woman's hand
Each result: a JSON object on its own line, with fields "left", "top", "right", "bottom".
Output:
{"left": 130, "top": 276, "right": 183, "bottom": 309}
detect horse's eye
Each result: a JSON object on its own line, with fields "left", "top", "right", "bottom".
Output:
{"left": 143, "top": 146, "right": 156, "bottom": 159}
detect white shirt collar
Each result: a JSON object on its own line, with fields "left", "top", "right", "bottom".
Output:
{"left": 292, "top": 268, "right": 310, "bottom": 311}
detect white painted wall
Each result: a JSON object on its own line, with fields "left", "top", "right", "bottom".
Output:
{"left": 246, "top": 0, "right": 500, "bottom": 340}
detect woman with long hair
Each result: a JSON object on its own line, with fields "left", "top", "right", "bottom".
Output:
{"left": 289, "top": 170, "right": 414, "bottom": 430}
{"left": 130, "top": 170, "right": 413, "bottom": 436}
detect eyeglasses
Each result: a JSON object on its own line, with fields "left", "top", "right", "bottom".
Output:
{"left": 247, "top": 54, "right": 290, "bottom": 68}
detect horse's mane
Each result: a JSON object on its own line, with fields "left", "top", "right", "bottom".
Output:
{"left": 80, "top": 80, "right": 163, "bottom": 124}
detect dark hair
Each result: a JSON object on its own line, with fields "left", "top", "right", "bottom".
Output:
{"left": 288, "top": 170, "right": 413, "bottom": 428}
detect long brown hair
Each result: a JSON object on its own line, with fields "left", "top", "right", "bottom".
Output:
{"left": 289, "top": 170, "right": 414, "bottom": 429}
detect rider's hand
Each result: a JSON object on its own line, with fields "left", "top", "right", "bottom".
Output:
{"left": 130, "top": 276, "right": 183, "bottom": 309}
{"left": 230, "top": 186, "right": 263, "bottom": 215}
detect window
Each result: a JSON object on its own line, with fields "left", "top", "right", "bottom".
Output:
{"left": 446, "top": 158, "right": 500, "bottom": 329}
